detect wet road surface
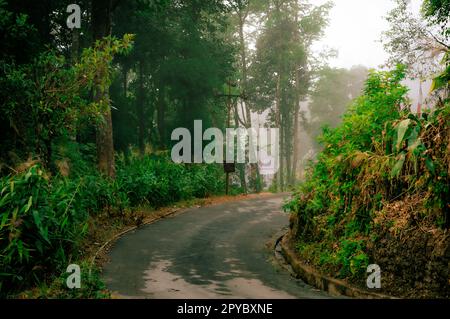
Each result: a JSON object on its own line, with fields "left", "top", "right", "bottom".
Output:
{"left": 102, "top": 194, "right": 330, "bottom": 298}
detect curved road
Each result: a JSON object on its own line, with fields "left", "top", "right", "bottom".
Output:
{"left": 102, "top": 194, "right": 330, "bottom": 299}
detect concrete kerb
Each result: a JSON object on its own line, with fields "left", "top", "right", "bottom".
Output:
{"left": 275, "top": 233, "right": 396, "bottom": 299}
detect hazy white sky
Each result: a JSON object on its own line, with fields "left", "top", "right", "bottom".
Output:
{"left": 313, "top": 0, "right": 422, "bottom": 69}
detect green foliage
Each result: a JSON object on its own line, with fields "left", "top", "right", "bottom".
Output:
{"left": 285, "top": 65, "right": 408, "bottom": 230}
{"left": 111, "top": 0, "right": 235, "bottom": 151}
{"left": 45, "top": 262, "right": 110, "bottom": 299}
{"left": 117, "top": 155, "right": 225, "bottom": 207}
{"left": 422, "top": 0, "right": 449, "bottom": 38}
{"left": 19, "top": 262, "right": 110, "bottom": 299}
{"left": 0, "top": 165, "right": 88, "bottom": 294}
{"left": 430, "top": 51, "right": 450, "bottom": 92}
{"left": 421, "top": 0, "right": 449, "bottom": 94}
{"left": 286, "top": 65, "right": 450, "bottom": 281}
{"left": 248, "top": 0, "right": 332, "bottom": 190}
{"left": 78, "top": 34, "right": 134, "bottom": 111}
{"left": 0, "top": 34, "right": 134, "bottom": 169}
{"left": 0, "top": 0, "right": 37, "bottom": 64}
{"left": 0, "top": 154, "right": 227, "bottom": 296}
{"left": 336, "top": 239, "right": 369, "bottom": 278}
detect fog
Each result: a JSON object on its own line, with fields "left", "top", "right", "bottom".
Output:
{"left": 313, "top": 0, "right": 423, "bottom": 69}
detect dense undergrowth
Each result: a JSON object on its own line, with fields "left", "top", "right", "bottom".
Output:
{"left": 0, "top": 152, "right": 226, "bottom": 297}
{"left": 0, "top": 4, "right": 234, "bottom": 297}
{"left": 285, "top": 65, "right": 450, "bottom": 297}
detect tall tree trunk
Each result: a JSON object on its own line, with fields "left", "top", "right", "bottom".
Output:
{"left": 238, "top": 7, "right": 260, "bottom": 193}
{"left": 276, "top": 73, "right": 284, "bottom": 191}
{"left": 238, "top": 9, "right": 252, "bottom": 127}
{"left": 123, "top": 66, "right": 128, "bottom": 96}
{"left": 137, "top": 60, "right": 145, "bottom": 156}
{"left": 273, "top": 0, "right": 284, "bottom": 191}
{"left": 234, "top": 102, "right": 247, "bottom": 193}
{"left": 284, "top": 111, "right": 291, "bottom": 187}
{"left": 71, "top": 28, "right": 80, "bottom": 63}
{"left": 281, "top": 95, "right": 290, "bottom": 190}
{"left": 157, "top": 86, "right": 166, "bottom": 150}
{"left": 291, "top": 3, "right": 302, "bottom": 185}
{"left": 92, "top": 0, "right": 116, "bottom": 177}
{"left": 292, "top": 102, "right": 300, "bottom": 184}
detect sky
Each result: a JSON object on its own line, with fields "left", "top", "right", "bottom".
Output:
{"left": 313, "top": 0, "right": 423, "bottom": 69}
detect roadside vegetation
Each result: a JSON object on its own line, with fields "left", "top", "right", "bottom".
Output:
{"left": 0, "top": 155, "right": 227, "bottom": 297}
{"left": 285, "top": 65, "right": 449, "bottom": 297}
{"left": 285, "top": 0, "right": 449, "bottom": 298}
{"left": 0, "top": 0, "right": 235, "bottom": 298}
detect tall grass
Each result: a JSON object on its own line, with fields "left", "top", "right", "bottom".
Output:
{"left": 0, "top": 154, "right": 226, "bottom": 296}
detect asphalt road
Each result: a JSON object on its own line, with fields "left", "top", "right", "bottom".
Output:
{"left": 102, "top": 194, "right": 330, "bottom": 298}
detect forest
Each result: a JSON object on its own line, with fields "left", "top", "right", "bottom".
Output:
{"left": 0, "top": 0, "right": 448, "bottom": 299}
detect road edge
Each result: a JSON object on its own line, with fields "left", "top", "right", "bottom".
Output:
{"left": 276, "top": 233, "right": 396, "bottom": 299}
{"left": 90, "top": 207, "right": 185, "bottom": 270}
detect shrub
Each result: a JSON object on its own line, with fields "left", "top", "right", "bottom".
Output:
{"left": 0, "top": 153, "right": 227, "bottom": 296}
{"left": 337, "top": 239, "right": 369, "bottom": 278}
{"left": 0, "top": 165, "right": 88, "bottom": 294}
{"left": 285, "top": 65, "right": 450, "bottom": 283}
{"left": 116, "top": 154, "right": 225, "bottom": 207}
